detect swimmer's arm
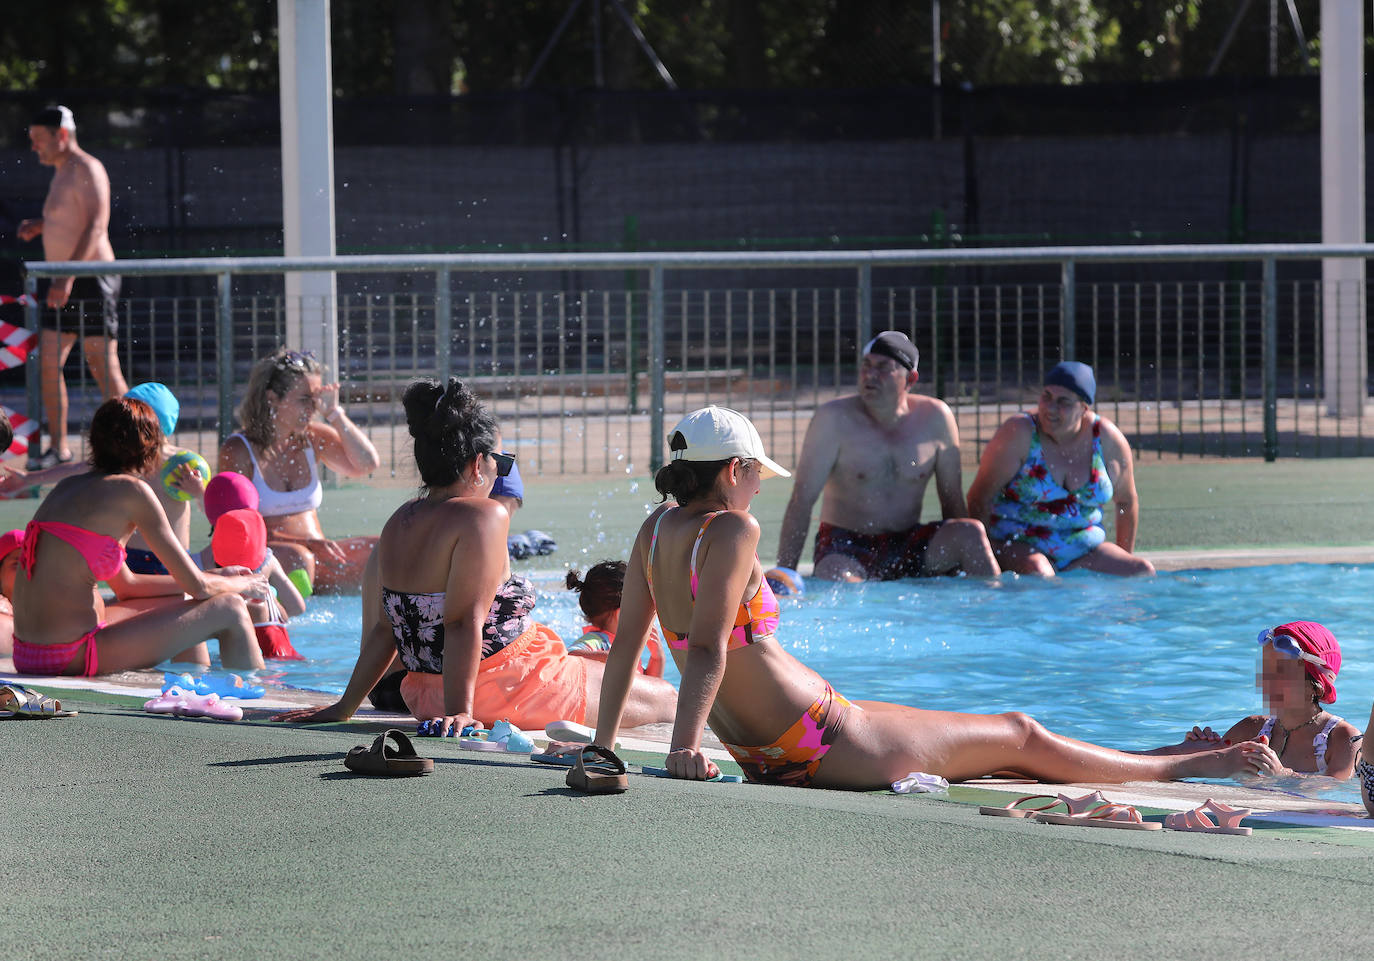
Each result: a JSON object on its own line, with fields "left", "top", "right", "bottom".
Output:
{"left": 1323, "top": 723, "right": 1360, "bottom": 781}
{"left": 310, "top": 415, "right": 381, "bottom": 479}
{"left": 932, "top": 402, "right": 968, "bottom": 519}
{"left": 275, "top": 616, "right": 393, "bottom": 723}
{"left": 266, "top": 553, "right": 307, "bottom": 617}
{"left": 776, "top": 409, "right": 839, "bottom": 569}
{"left": 596, "top": 532, "right": 658, "bottom": 747}
{"left": 126, "top": 478, "right": 263, "bottom": 601}
{"left": 643, "top": 625, "right": 665, "bottom": 677}
{"left": 441, "top": 500, "right": 509, "bottom": 721}
{"left": 965, "top": 416, "right": 1032, "bottom": 525}
{"left": 1100, "top": 420, "right": 1140, "bottom": 551}
{"left": 1133, "top": 717, "right": 1259, "bottom": 756}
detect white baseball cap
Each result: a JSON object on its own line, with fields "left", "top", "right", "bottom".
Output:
{"left": 666, "top": 406, "right": 790, "bottom": 479}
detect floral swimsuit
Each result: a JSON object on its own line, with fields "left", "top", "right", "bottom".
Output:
{"left": 987, "top": 413, "right": 1113, "bottom": 570}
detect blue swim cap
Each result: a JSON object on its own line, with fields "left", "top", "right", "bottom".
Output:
{"left": 126, "top": 382, "right": 180, "bottom": 436}
{"left": 1043, "top": 361, "right": 1096, "bottom": 406}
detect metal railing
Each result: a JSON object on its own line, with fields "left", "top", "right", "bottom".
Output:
{"left": 19, "top": 244, "right": 1373, "bottom": 477}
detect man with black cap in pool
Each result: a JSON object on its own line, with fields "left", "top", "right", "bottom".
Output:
{"left": 18, "top": 104, "right": 128, "bottom": 470}
{"left": 776, "top": 330, "right": 999, "bottom": 581}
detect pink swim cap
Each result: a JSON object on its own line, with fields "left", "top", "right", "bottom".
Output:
{"left": 212, "top": 508, "right": 267, "bottom": 571}
{"left": 0, "top": 528, "right": 24, "bottom": 559}
{"left": 204, "top": 471, "right": 259, "bottom": 524}
{"left": 1272, "top": 621, "right": 1341, "bottom": 704}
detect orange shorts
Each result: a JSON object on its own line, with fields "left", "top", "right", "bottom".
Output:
{"left": 398, "top": 621, "right": 588, "bottom": 729}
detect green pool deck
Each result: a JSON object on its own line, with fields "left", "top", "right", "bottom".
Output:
{"left": 3, "top": 691, "right": 1373, "bottom": 961}
{"left": 5, "top": 457, "right": 1374, "bottom": 958}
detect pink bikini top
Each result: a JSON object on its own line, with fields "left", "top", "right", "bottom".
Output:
{"left": 647, "top": 508, "right": 780, "bottom": 652}
{"left": 22, "top": 520, "right": 127, "bottom": 582}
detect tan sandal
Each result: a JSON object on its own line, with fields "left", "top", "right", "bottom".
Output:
{"left": 566, "top": 745, "right": 628, "bottom": 794}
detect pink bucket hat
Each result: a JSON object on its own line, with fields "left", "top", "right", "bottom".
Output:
{"left": 203, "top": 471, "right": 259, "bottom": 524}
{"left": 1268, "top": 621, "right": 1342, "bottom": 704}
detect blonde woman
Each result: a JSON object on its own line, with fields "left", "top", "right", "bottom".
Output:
{"left": 218, "top": 348, "right": 380, "bottom": 593}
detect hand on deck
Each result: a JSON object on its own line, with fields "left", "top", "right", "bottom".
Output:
{"left": 271, "top": 702, "right": 352, "bottom": 724}
{"left": 665, "top": 747, "right": 720, "bottom": 781}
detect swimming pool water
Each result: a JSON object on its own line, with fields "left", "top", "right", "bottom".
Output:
{"left": 251, "top": 563, "right": 1374, "bottom": 803}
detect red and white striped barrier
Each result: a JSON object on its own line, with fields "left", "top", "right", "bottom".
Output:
{"left": 1, "top": 406, "right": 38, "bottom": 459}
{"left": 0, "top": 322, "right": 38, "bottom": 370}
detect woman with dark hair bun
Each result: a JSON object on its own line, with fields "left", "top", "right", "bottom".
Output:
{"left": 275, "top": 378, "right": 676, "bottom": 735}
{"left": 10, "top": 397, "right": 269, "bottom": 676}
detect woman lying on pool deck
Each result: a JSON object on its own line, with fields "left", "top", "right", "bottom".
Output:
{"left": 591, "top": 405, "right": 1270, "bottom": 788}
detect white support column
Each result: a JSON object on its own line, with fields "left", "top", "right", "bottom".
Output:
{"left": 278, "top": 0, "right": 338, "bottom": 374}
{"left": 1320, "top": 0, "right": 1366, "bottom": 416}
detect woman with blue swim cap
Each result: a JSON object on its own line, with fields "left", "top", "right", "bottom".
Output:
{"left": 967, "top": 361, "right": 1154, "bottom": 577}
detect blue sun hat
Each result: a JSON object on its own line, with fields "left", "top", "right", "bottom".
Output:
{"left": 126, "top": 382, "right": 180, "bottom": 436}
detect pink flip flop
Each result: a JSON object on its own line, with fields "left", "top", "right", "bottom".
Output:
{"left": 1035, "top": 801, "right": 1163, "bottom": 831}
{"left": 144, "top": 686, "right": 243, "bottom": 722}
{"left": 979, "top": 794, "right": 1068, "bottom": 818}
{"left": 1163, "top": 799, "right": 1253, "bottom": 836}
{"left": 979, "top": 789, "right": 1110, "bottom": 819}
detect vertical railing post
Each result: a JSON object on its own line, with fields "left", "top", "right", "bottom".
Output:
{"left": 857, "top": 263, "right": 873, "bottom": 345}
{"left": 1262, "top": 256, "right": 1278, "bottom": 462}
{"left": 1061, "top": 260, "right": 1076, "bottom": 360}
{"left": 648, "top": 264, "right": 666, "bottom": 474}
{"left": 217, "top": 271, "right": 235, "bottom": 442}
{"left": 435, "top": 267, "right": 452, "bottom": 386}
{"left": 23, "top": 273, "right": 41, "bottom": 449}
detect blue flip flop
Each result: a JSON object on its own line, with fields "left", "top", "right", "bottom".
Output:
{"left": 640, "top": 765, "right": 743, "bottom": 784}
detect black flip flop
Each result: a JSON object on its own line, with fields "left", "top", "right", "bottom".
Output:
{"left": 565, "top": 745, "right": 628, "bottom": 793}
{"left": 344, "top": 729, "right": 434, "bottom": 777}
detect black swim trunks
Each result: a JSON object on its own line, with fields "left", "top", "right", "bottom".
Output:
{"left": 813, "top": 520, "right": 944, "bottom": 580}
{"left": 38, "top": 274, "right": 121, "bottom": 339}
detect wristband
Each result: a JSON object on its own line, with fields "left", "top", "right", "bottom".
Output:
{"left": 325, "top": 406, "right": 346, "bottom": 424}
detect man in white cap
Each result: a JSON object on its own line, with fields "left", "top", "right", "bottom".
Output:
{"left": 776, "top": 331, "right": 998, "bottom": 580}
{"left": 18, "top": 104, "right": 127, "bottom": 469}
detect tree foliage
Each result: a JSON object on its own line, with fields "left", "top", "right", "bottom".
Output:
{"left": 0, "top": 0, "right": 1340, "bottom": 95}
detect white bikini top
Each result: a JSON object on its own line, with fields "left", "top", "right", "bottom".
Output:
{"left": 1255, "top": 715, "right": 1343, "bottom": 775}
{"left": 224, "top": 432, "right": 323, "bottom": 518}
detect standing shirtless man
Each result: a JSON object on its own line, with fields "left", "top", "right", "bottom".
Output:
{"left": 776, "top": 331, "right": 998, "bottom": 580}
{"left": 18, "top": 105, "right": 127, "bottom": 469}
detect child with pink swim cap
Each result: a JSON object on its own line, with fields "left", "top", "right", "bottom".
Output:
{"left": 193, "top": 472, "right": 308, "bottom": 660}
{"left": 1142, "top": 621, "right": 1360, "bottom": 780}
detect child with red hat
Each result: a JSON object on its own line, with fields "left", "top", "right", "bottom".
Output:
{"left": 1144, "top": 621, "right": 1359, "bottom": 779}
{"left": 193, "top": 472, "right": 307, "bottom": 660}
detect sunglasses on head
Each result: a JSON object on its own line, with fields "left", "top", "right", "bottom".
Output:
{"left": 276, "top": 349, "right": 317, "bottom": 371}
{"left": 1256, "top": 628, "right": 1334, "bottom": 677}
{"left": 489, "top": 451, "right": 516, "bottom": 477}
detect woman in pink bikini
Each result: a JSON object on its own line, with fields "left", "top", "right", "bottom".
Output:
{"left": 10, "top": 397, "right": 269, "bottom": 676}
{"left": 592, "top": 405, "right": 1270, "bottom": 788}
{"left": 218, "top": 348, "right": 381, "bottom": 593}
